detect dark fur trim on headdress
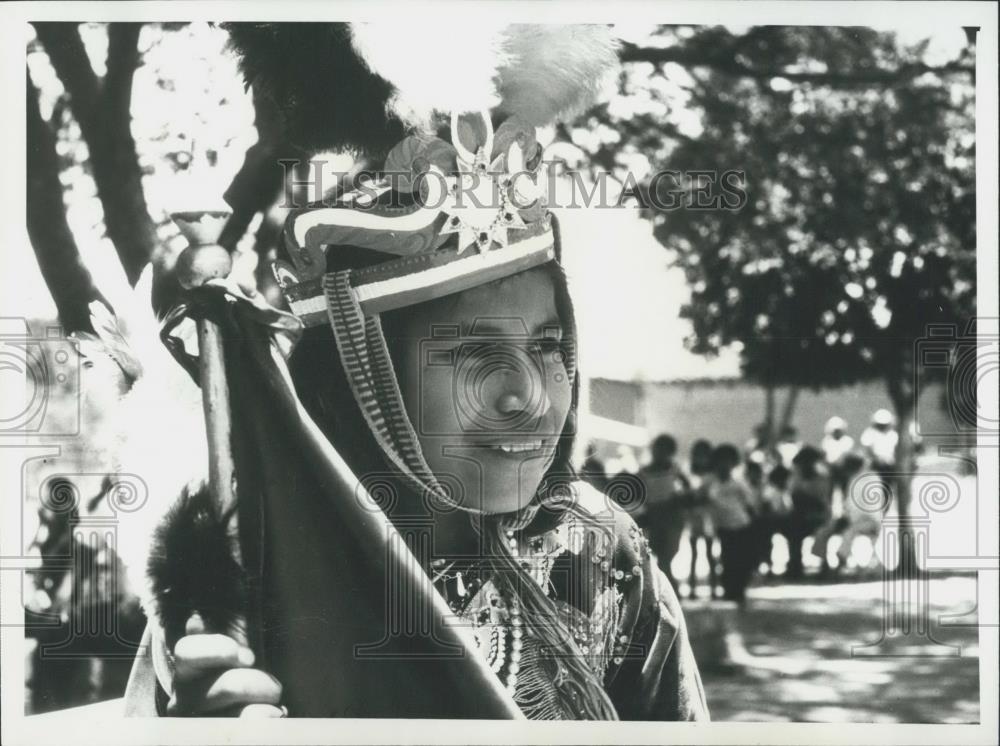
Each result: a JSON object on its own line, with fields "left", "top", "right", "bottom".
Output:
{"left": 146, "top": 484, "right": 248, "bottom": 644}
{"left": 222, "top": 22, "right": 406, "bottom": 156}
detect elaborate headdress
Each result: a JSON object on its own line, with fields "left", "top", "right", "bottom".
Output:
{"left": 242, "top": 23, "right": 620, "bottom": 512}
{"left": 273, "top": 112, "right": 567, "bottom": 506}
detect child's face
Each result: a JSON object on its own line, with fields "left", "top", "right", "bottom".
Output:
{"left": 390, "top": 268, "right": 573, "bottom": 514}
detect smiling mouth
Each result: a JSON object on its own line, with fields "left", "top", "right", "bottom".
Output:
{"left": 487, "top": 440, "right": 548, "bottom": 454}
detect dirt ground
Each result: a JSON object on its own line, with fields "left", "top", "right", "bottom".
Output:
{"left": 698, "top": 573, "right": 982, "bottom": 723}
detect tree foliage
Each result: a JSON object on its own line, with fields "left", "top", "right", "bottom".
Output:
{"left": 572, "top": 26, "right": 977, "bottom": 563}
{"left": 584, "top": 26, "right": 976, "bottom": 402}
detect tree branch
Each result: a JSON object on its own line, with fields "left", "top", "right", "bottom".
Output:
{"left": 104, "top": 23, "right": 143, "bottom": 121}
{"left": 26, "top": 71, "right": 105, "bottom": 333}
{"left": 31, "top": 23, "right": 100, "bottom": 135}
{"left": 619, "top": 41, "right": 975, "bottom": 87}
{"left": 34, "top": 22, "right": 157, "bottom": 289}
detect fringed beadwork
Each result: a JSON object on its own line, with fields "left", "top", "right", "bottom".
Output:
{"left": 433, "top": 486, "right": 635, "bottom": 719}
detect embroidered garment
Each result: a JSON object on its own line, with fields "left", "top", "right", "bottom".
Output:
{"left": 126, "top": 479, "right": 709, "bottom": 721}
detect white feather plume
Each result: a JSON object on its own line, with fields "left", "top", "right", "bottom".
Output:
{"left": 349, "top": 22, "right": 509, "bottom": 128}
{"left": 350, "top": 23, "right": 619, "bottom": 129}
{"left": 496, "top": 25, "right": 620, "bottom": 126}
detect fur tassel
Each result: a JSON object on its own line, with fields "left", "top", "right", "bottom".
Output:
{"left": 146, "top": 484, "right": 248, "bottom": 645}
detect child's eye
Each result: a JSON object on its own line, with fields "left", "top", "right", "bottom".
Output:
{"left": 537, "top": 337, "right": 563, "bottom": 354}
{"left": 522, "top": 337, "right": 560, "bottom": 355}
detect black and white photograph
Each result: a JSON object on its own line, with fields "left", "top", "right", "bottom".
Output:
{"left": 1, "top": 2, "right": 997, "bottom": 744}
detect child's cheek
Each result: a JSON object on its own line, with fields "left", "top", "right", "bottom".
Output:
{"left": 547, "top": 356, "right": 573, "bottom": 422}
{"left": 414, "top": 364, "right": 460, "bottom": 436}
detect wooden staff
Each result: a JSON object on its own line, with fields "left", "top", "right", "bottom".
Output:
{"left": 170, "top": 210, "right": 244, "bottom": 597}
{"left": 195, "top": 315, "right": 236, "bottom": 518}
{"left": 171, "top": 211, "right": 235, "bottom": 508}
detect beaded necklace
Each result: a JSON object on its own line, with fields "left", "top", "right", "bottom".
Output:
{"left": 430, "top": 517, "right": 632, "bottom": 710}
{"left": 429, "top": 528, "right": 553, "bottom": 698}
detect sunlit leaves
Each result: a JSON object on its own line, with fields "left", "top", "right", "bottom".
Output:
{"left": 584, "top": 25, "right": 976, "bottom": 391}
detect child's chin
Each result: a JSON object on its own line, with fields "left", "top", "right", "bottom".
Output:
{"left": 442, "top": 456, "right": 547, "bottom": 515}
{"left": 478, "top": 483, "right": 541, "bottom": 516}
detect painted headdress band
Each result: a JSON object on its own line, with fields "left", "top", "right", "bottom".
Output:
{"left": 274, "top": 112, "right": 555, "bottom": 323}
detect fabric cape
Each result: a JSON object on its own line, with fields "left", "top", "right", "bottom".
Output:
{"left": 124, "top": 290, "right": 522, "bottom": 718}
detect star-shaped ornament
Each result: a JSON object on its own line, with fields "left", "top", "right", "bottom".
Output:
{"left": 439, "top": 147, "right": 528, "bottom": 255}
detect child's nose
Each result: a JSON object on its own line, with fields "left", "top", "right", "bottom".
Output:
{"left": 493, "top": 366, "right": 552, "bottom": 425}
{"left": 471, "top": 346, "right": 552, "bottom": 426}
{"left": 495, "top": 390, "right": 551, "bottom": 418}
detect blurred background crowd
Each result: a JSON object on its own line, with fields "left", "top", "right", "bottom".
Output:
{"left": 587, "top": 408, "right": 928, "bottom": 603}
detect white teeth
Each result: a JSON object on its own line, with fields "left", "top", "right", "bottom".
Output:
{"left": 495, "top": 441, "right": 544, "bottom": 453}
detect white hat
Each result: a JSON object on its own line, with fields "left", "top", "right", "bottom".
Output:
{"left": 872, "top": 408, "right": 894, "bottom": 426}
{"left": 825, "top": 416, "right": 848, "bottom": 434}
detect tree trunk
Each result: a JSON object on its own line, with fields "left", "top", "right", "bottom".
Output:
{"left": 887, "top": 365, "right": 922, "bottom": 578}
{"left": 762, "top": 381, "right": 775, "bottom": 451}
{"left": 25, "top": 71, "right": 104, "bottom": 333}
{"left": 95, "top": 23, "right": 158, "bottom": 286}
{"left": 33, "top": 22, "right": 157, "bottom": 288}
{"left": 777, "top": 383, "right": 800, "bottom": 436}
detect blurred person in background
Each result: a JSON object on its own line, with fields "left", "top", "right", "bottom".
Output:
{"left": 743, "top": 422, "right": 772, "bottom": 466}
{"left": 821, "top": 416, "right": 855, "bottom": 500}
{"left": 860, "top": 408, "right": 899, "bottom": 504}
{"left": 26, "top": 478, "right": 95, "bottom": 713}
{"left": 775, "top": 425, "right": 803, "bottom": 469}
{"left": 580, "top": 441, "right": 609, "bottom": 493}
{"left": 833, "top": 452, "right": 883, "bottom": 574}
{"left": 606, "top": 443, "right": 642, "bottom": 480}
{"left": 742, "top": 457, "right": 770, "bottom": 574}
{"left": 636, "top": 434, "right": 691, "bottom": 592}
{"left": 758, "top": 464, "right": 792, "bottom": 576}
{"left": 743, "top": 458, "right": 765, "bottom": 500}
{"left": 813, "top": 417, "right": 857, "bottom": 574}
{"left": 783, "top": 446, "right": 833, "bottom": 578}
{"left": 705, "top": 444, "right": 759, "bottom": 605}
{"left": 685, "top": 439, "right": 718, "bottom": 599}
{"left": 26, "top": 477, "right": 144, "bottom": 713}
